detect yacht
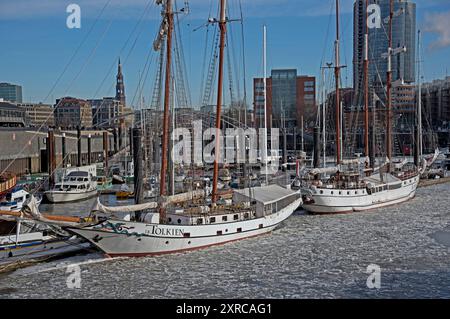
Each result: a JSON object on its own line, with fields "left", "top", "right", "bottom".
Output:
{"left": 44, "top": 171, "right": 97, "bottom": 203}
{"left": 0, "top": 187, "right": 42, "bottom": 212}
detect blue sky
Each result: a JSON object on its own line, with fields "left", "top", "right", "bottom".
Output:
{"left": 1, "top": 0, "right": 450, "bottom": 107}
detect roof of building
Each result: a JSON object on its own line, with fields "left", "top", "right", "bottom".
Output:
{"left": 0, "top": 101, "right": 20, "bottom": 109}
{"left": 234, "top": 184, "right": 297, "bottom": 205}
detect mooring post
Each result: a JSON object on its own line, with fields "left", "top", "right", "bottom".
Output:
{"left": 62, "top": 132, "right": 67, "bottom": 167}
{"left": 313, "top": 126, "right": 320, "bottom": 168}
{"left": 113, "top": 128, "right": 118, "bottom": 153}
{"left": 133, "top": 128, "right": 144, "bottom": 221}
{"left": 47, "top": 130, "right": 56, "bottom": 187}
{"left": 129, "top": 127, "right": 134, "bottom": 157}
{"left": 87, "top": 134, "right": 92, "bottom": 165}
{"left": 118, "top": 124, "right": 123, "bottom": 150}
{"left": 103, "top": 131, "right": 109, "bottom": 171}
{"left": 369, "top": 127, "right": 375, "bottom": 169}
{"left": 414, "top": 124, "right": 420, "bottom": 167}
{"left": 77, "top": 126, "right": 82, "bottom": 167}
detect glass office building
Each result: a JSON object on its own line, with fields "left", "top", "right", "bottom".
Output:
{"left": 353, "top": 0, "right": 416, "bottom": 104}
{"left": 0, "top": 82, "right": 23, "bottom": 103}
{"left": 271, "top": 69, "right": 298, "bottom": 128}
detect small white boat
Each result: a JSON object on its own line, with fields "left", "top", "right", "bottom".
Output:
{"left": 0, "top": 187, "right": 42, "bottom": 212}
{"left": 45, "top": 171, "right": 97, "bottom": 203}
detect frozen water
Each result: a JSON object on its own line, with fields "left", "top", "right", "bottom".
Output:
{"left": 1, "top": 184, "right": 450, "bottom": 298}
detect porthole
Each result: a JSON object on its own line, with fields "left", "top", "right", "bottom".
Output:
{"left": 165, "top": 241, "right": 169, "bottom": 244}
{"left": 177, "top": 219, "right": 181, "bottom": 224}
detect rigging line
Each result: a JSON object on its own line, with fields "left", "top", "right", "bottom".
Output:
{"left": 226, "top": 34, "right": 235, "bottom": 105}
{"left": 0, "top": 0, "right": 113, "bottom": 177}
{"left": 40, "top": 0, "right": 113, "bottom": 105}
{"left": 93, "top": 0, "right": 155, "bottom": 101}
{"left": 174, "top": 5, "right": 192, "bottom": 108}
{"left": 238, "top": 0, "right": 248, "bottom": 126}
{"left": 1, "top": 18, "right": 113, "bottom": 177}
{"left": 229, "top": 19, "right": 242, "bottom": 104}
{"left": 131, "top": 41, "right": 155, "bottom": 107}
{"left": 89, "top": 0, "right": 156, "bottom": 131}
{"left": 73, "top": 0, "right": 155, "bottom": 126}
{"left": 65, "top": 20, "right": 115, "bottom": 97}
{"left": 199, "top": 25, "right": 211, "bottom": 106}
{"left": 173, "top": 8, "right": 189, "bottom": 109}
{"left": 320, "top": 0, "right": 334, "bottom": 68}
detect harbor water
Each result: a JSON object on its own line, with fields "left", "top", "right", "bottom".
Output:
{"left": 1, "top": 183, "right": 450, "bottom": 298}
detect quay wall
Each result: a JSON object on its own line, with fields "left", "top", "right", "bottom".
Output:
{"left": 0, "top": 129, "right": 127, "bottom": 175}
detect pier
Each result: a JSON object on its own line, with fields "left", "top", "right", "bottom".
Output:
{"left": 0, "top": 128, "right": 129, "bottom": 176}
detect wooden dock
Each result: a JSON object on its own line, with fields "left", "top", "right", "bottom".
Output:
{"left": 419, "top": 177, "right": 450, "bottom": 188}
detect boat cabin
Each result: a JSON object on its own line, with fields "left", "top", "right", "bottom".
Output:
{"left": 233, "top": 185, "right": 300, "bottom": 218}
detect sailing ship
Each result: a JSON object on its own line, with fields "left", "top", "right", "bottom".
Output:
{"left": 302, "top": 0, "right": 420, "bottom": 214}
{"left": 66, "top": 0, "right": 301, "bottom": 257}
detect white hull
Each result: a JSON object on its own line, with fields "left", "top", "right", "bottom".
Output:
{"left": 45, "top": 188, "right": 98, "bottom": 203}
{"left": 303, "top": 175, "right": 419, "bottom": 214}
{"left": 68, "top": 198, "right": 302, "bottom": 257}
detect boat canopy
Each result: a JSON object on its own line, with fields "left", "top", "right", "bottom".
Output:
{"left": 91, "top": 198, "right": 157, "bottom": 214}
{"left": 309, "top": 167, "right": 338, "bottom": 176}
{"left": 363, "top": 173, "right": 401, "bottom": 186}
{"left": 234, "top": 185, "right": 297, "bottom": 206}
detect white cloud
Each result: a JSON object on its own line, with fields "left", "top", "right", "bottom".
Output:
{"left": 423, "top": 11, "right": 450, "bottom": 50}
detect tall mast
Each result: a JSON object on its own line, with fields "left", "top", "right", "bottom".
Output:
{"left": 160, "top": 0, "right": 173, "bottom": 221}
{"left": 212, "top": 0, "right": 227, "bottom": 203}
{"left": 321, "top": 66, "right": 326, "bottom": 168}
{"left": 364, "top": 0, "right": 370, "bottom": 157}
{"left": 386, "top": 0, "right": 394, "bottom": 167}
{"left": 417, "top": 29, "right": 423, "bottom": 158}
{"left": 263, "top": 25, "right": 268, "bottom": 184}
{"left": 334, "top": 0, "right": 342, "bottom": 165}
